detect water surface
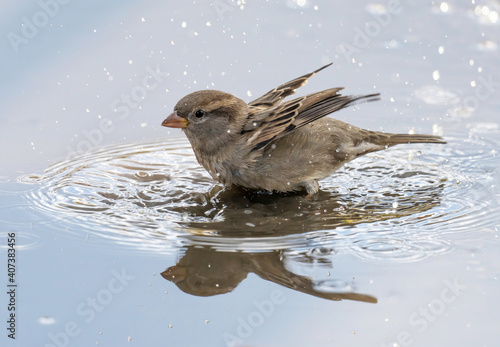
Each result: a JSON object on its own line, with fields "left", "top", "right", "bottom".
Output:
{"left": 1, "top": 1, "right": 500, "bottom": 346}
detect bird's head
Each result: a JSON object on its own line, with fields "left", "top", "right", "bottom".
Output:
{"left": 162, "top": 90, "right": 248, "bottom": 156}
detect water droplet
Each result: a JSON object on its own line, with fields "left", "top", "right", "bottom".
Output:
{"left": 432, "top": 70, "right": 440, "bottom": 81}
{"left": 38, "top": 316, "right": 56, "bottom": 325}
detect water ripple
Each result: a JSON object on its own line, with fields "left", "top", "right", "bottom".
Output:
{"left": 17, "top": 133, "right": 500, "bottom": 261}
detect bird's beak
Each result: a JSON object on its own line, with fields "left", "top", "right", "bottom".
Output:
{"left": 161, "top": 111, "right": 189, "bottom": 128}
{"left": 161, "top": 265, "right": 187, "bottom": 283}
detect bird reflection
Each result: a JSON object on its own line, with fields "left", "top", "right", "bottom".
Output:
{"left": 162, "top": 246, "right": 377, "bottom": 303}
{"left": 174, "top": 175, "right": 445, "bottom": 236}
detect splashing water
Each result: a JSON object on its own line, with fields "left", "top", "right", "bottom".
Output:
{"left": 18, "top": 132, "right": 499, "bottom": 262}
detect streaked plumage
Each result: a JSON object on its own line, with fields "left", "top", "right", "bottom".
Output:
{"left": 162, "top": 64, "right": 445, "bottom": 194}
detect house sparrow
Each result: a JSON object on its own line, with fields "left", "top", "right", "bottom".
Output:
{"left": 162, "top": 63, "right": 445, "bottom": 195}
{"left": 162, "top": 246, "right": 376, "bottom": 303}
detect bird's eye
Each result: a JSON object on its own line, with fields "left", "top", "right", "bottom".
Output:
{"left": 195, "top": 110, "right": 205, "bottom": 118}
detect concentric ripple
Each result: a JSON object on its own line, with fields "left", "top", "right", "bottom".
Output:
{"left": 19, "top": 130, "right": 500, "bottom": 261}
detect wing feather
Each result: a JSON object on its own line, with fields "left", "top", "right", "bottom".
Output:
{"left": 248, "top": 63, "right": 333, "bottom": 108}
{"left": 243, "top": 89, "right": 380, "bottom": 151}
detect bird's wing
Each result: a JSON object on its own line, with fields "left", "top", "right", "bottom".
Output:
{"left": 251, "top": 253, "right": 377, "bottom": 303}
{"left": 248, "top": 63, "right": 333, "bottom": 108}
{"left": 242, "top": 89, "right": 380, "bottom": 151}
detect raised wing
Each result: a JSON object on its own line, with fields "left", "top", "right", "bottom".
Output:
{"left": 242, "top": 89, "right": 380, "bottom": 150}
{"left": 248, "top": 63, "right": 333, "bottom": 108}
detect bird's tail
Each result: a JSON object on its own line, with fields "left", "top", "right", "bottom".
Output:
{"left": 384, "top": 133, "right": 446, "bottom": 145}
{"left": 352, "top": 131, "right": 446, "bottom": 157}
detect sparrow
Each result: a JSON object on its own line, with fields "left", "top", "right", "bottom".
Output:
{"left": 161, "top": 63, "right": 445, "bottom": 195}
{"left": 162, "top": 246, "right": 377, "bottom": 303}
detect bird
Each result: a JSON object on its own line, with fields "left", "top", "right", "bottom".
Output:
{"left": 162, "top": 246, "right": 377, "bottom": 303}
{"left": 161, "top": 63, "right": 445, "bottom": 195}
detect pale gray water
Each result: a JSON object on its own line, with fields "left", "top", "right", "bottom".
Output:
{"left": 1, "top": 1, "right": 500, "bottom": 346}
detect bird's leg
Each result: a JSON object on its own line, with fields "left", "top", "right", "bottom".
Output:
{"left": 303, "top": 180, "right": 320, "bottom": 200}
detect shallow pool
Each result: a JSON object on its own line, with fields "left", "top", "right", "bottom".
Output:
{"left": 1, "top": 1, "right": 499, "bottom": 346}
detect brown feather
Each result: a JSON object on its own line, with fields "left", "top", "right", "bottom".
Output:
{"left": 248, "top": 63, "right": 332, "bottom": 107}
{"left": 243, "top": 88, "right": 381, "bottom": 151}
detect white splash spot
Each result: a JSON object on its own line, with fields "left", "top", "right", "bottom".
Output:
{"left": 38, "top": 316, "right": 55, "bottom": 325}
{"left": 432, "top": 70, "right": 440, "bottom": 81}
{"left": 432, "top": 124, "right": 443, "bottom": 136}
